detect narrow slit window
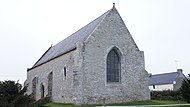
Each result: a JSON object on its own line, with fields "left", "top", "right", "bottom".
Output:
{"left": 48, "top": 72, "right": 53, "bottom": 98}
{"left": 64, "top": 67, "right": 66, "bottom": 78}
{"left": 153, "top": 85, "right": 155, "bottom": 89}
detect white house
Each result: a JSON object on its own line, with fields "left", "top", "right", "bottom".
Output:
{"left": 149, "top": 69, "right": 186, "bottom": 91}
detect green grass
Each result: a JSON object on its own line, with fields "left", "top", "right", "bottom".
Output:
{"left": 47, "top": 100, "right": 189, "bottom": 107}
{"left": 47, "top": 103, "right": 76, "bottom": 107}
{"left": 151, "top": 100, "right": 187, "bottom": 104}
{"left": 108, "top": 100, "right": 187, "bottom": 106}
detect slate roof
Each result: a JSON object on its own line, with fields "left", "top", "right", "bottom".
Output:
{"left": 149, "top": 72, "right": 180, "bottom": 85}
{"left": 29, "top": 8, "right": 113, "bottom": 70}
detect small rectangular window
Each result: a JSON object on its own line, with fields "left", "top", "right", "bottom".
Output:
{"left": 64, "top": 67, "right": 66, "bottom": 78}
{"left": 153, "top": 85, "right": 155, "bottom": 89}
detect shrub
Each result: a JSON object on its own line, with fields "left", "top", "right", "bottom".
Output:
{"left": 31, "top": 97, "right": 50, "bottom": 107}
{"left": 0, "top": 80, "right": 34, "bottom": 107}
{"left": 180, "top": 79, "right": 190, "bottom": 103}
{"left": 150, "top": 90, "right": 182, "bottom": 100}
{"left": 0, "top": 80, "right": 51, "bottom": 107}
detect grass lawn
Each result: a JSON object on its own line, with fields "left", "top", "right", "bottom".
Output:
{"left": 47, "top": 103, "right": 75, "bottom": 107}
{"left": 47, "top": 100, "right": 189, "bottom": 107}
{"left": 106, "top": 100, "right": 189, "bottom": 107}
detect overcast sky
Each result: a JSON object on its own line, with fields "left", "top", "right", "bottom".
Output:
{"left": 0, "top": 0, "right": 190, "bottom": 84}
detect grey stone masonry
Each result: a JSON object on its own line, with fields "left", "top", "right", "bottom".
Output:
{"left": 26, "top": 5, "right": 150, "bottom": 105}
{"left": 79, "top": 7, "right": 150, "bottom": 104}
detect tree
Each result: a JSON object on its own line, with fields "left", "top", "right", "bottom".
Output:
{"left": 180, "top": 79, "right": 190, "bottom": 103}
{"left": 0, "top": 80, "right": 34, "bottom": 107}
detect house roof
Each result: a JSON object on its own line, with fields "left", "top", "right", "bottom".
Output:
{"left": 149, "top": 72, "right": 180, "bottom": 85}
{"left": 28, "top": 7, "right": 115, "bottom": 71}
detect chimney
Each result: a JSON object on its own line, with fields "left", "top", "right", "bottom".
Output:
{"left": 177, "top": 69, "right": 183, "bottom": 75}
{"left": 148, "top": 73, "right": 152, "bottom": 77}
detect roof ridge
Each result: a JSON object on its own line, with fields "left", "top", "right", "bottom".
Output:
{"left": 29, "top": 8, "right": 112, "bottom": 70}
{"left": 85, "top": 10, "right": 111, "bottom": 42}
{"left": 149, "top": 71, "right": 180, "bottom": 85}
{"left": 60, "top": 10, "right": 110, "bottom": 45}
{"left": 151, "top": 71, "right": 178, "bottom": 76}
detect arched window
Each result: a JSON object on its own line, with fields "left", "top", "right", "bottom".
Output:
{"left": 48, "top": 72, "right": 53, "bottom": 98}
{"left": 107, "top": 48, "right": 121, "bottom": 82}
{"left": 40, "top": 83, "right": 45, "bottom": 98}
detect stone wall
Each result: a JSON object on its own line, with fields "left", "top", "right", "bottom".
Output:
{"left": 26, "top": 7, "right": 150, "bottom": 105}
{"left": 174, "top": 76, "right": 186, "bottom": 91}
{"left": 80, "top": 8, "right": 150, "bottom": 104}
{"left": 27, "top": 51, "right": 75, "bottom": 103}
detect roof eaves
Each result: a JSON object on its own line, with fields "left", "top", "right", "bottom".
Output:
{"left": 27, "top": 47, "right": 76, "bottom": 72}
{"left": 32, "top": 46, "right": 52, "bottom": 67}
{"left": 149, "top": 82, "right": 174, "bottom": 86}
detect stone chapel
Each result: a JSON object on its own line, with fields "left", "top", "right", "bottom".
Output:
{"left": 26, "top": 4, "right": 150, "bottom": 104}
